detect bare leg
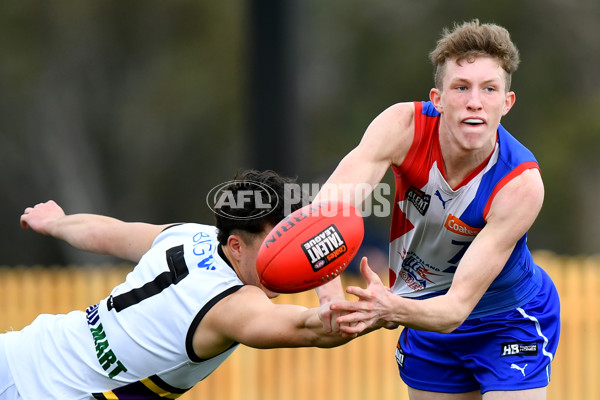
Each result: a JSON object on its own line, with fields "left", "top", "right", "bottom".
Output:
{"left": 408, "top": 387, "right": 482, "bottom": 400}
{"left": 483, "top": 387, "right": 546, "bottom": 400}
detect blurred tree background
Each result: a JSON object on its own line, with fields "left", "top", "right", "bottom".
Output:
{"left": 1, "top": 0, "right": 599, "bottom": 267}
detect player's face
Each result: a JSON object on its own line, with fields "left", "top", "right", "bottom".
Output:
{"left": 430, "top": 56, "right": 516, "bottom": 155}
{"left": 239, "top": 227, "right": 280, "bottom": 298}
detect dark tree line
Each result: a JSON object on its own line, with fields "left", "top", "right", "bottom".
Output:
{"left": 1, "top": 0, "right": 599, "bottom": 266}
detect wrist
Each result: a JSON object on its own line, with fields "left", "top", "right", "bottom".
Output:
{"left": 315, "top": 278, "right": 344, "bottom": 303}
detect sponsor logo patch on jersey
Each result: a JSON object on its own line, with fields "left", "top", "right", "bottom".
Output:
{"left": 302, "top": 225, "right": 347, "bottom": 272}
{"left": 86, "top": 305, "right": 128, "bottom": 379}
{"left": 501, "top": 342, "right": 538, "bottom": 357}
{"left": 400, "top": 251, "right": 443, "bottom": 291}
{"left": 395, "top": 342, "right": 405, "bottom": 368}
{"left": 405, "top": 186, "right": 431, "bottom": 215}
{"left": 444, "top": 214, "right": 482, "bottom": 236}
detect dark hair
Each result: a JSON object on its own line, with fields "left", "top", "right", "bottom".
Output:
{"left": 429, "top": 19, "right": 520, "bottom": 90}
{"left": 213, "top": 169, "right": 304, "bottom": 245}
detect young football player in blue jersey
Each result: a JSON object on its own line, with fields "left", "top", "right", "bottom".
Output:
{"left": 1, "top": 170, "right": 358, "bottom": 400}
{"left": 315, "top": 20, "right": 560, "bottom": 399}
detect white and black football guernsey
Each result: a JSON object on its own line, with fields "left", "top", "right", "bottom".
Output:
{"left": 4, "top": 223, "right": 243, "bottom": 399}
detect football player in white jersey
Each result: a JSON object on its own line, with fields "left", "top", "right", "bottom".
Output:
{"left": 315, "top": 20, "right": 560, "bottom": 400}
{"left": 1, "top": 170, "right": 359, "bottom": 400}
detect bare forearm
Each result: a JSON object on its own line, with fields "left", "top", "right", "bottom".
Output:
{"left": 234, "top": 299, "right": 354, "bottom": 349}
{"left": 388, "top": 295, "right": 469, "bottom": 333}
{"left": 52, "top": 215, "right": 167, "bottom": 262}
{"left": 302, "top": 307, "right": 355, "bottom": 347}
{"left": 21, "top": 200, "right": 166, "bottom": 262}
{"left": 49, "top": 214, "right": 128, "bottom": 255}
{"left": 332, "top": 260, "right": 472, "bottom": 335}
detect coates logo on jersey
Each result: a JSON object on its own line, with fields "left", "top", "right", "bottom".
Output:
{"left": 301, "top": 225, "right": 347, "bottom": 272}
{"left": 207, "top": 180, "right": 279, "bottom": 220}
{"left": 444, "top": 214, "right": 482, "bottom": 236}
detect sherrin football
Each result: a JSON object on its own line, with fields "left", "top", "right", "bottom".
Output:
{"left": 256, "top": 201, "right": 364, "bottom": 293}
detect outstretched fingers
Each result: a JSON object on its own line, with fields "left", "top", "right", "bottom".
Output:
{"left": 328, "top": 257, "right": 397, "bottom": 335}
{"left": 359, "top": 256, "right": 382, "bottom": 283}
{"left": 346, "top": 258, "right": 383, "bottom": 297}
{"left": 327, "top": 258, "right": 376, "bottom": 333}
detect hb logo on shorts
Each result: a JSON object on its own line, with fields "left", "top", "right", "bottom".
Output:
{"left": 501, "top": 342, "right": 538, "bottom": 357}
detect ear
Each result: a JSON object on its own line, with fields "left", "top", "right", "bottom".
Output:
{"left": 429, "top": 88, "right": 443, "bottom": 113}
{"left": 226, "top": 234, "right": 243, "bottom": 261}
{"left": 502, "top": 91, "right": 516, "bottom": 116}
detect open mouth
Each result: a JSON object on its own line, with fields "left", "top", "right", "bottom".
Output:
{"left": 463, "top": 118, "right": 485, "bottom": 126}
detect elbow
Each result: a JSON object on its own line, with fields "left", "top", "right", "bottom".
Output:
{"left": 437, "top": 320, "right": 464, "bottom": 334}
{"left": 434, "top": 294, "right": 474, "bottom": 333}
{"left": 436, "top": 307, "right": 470, "bottom": 334}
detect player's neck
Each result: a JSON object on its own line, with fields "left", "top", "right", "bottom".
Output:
{"left": 441, "top": 141, "right": 496, "bottom": 189}
{"left": 220, "top": 244, "right": 242, "bottom": 279}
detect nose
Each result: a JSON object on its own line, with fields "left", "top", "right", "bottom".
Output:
{"left": 466, "top": 90, "right": 483, "bottom": 111}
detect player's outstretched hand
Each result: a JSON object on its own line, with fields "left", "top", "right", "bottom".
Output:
{"left": 330, "top": 257, "right": 399, "bottom": 335}
{"left": 318, "top": 300, "right": 340, "bottom": 333}
{"left": 20, "top": 200, "right": 66, "bottom": 235}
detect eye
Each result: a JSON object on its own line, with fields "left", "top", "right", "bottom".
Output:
{"left": 456, "top": 86, "right": 467, "bottom": 91}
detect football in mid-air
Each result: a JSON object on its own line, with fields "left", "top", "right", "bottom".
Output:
{"left": 256, "top": 201, "right": 364, "bottom": 293}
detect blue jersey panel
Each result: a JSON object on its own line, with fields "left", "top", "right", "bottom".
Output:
{"left": 460, "top": 124, "right": 538, "bottom": 228}
{"left": 421, "top": 100, "right": 440, "bottom": 117}
{"left": 458, "top": 124, "right": 542, "bottom": 318}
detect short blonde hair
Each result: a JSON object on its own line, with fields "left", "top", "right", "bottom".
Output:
{"left": 429, "top": 19, "right": 520, "bottom": 90}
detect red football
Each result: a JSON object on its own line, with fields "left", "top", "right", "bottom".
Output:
{"left": 256, "top": 201, "right": 364, "bottom": 293}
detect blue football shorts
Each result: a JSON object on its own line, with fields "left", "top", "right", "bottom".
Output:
{"left": 395, "top": 268, "right": 560, "bottom": 394}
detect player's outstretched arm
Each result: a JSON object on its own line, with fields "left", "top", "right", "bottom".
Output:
{"left": 313, "top": 102, "right": 415, "bottom": 330}
{"left": 331, "top": 169, "right": 544, "bottom": 334}
{"left": 206, "top": 285, "right": 358, "bottom": 351}
{"left": 313, "top": 102, "right": 414, "bottom": 206}
{"left": 20, "top": 200, "right": 171, "bottom": 263}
